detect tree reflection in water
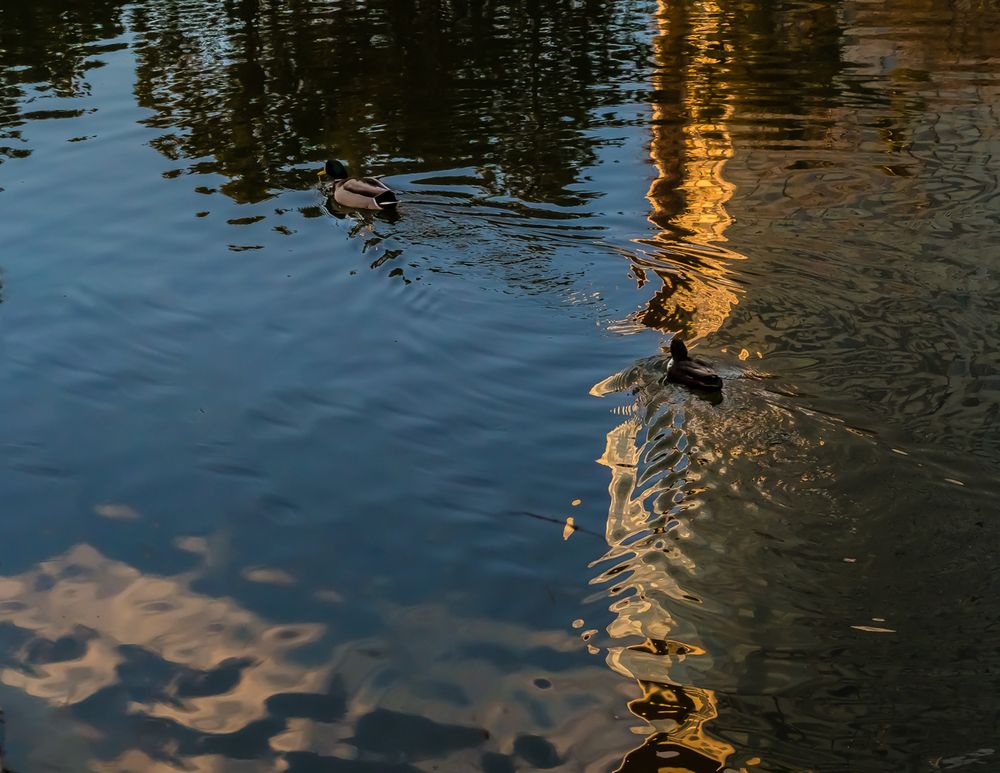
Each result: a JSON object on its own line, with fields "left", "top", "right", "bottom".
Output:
{"left": 127, "top": 0, "right": 645, "bottom": 204}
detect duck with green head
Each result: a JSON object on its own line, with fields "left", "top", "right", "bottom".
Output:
{"left": 318, "top": 160, "right": 398, "bottom": 211}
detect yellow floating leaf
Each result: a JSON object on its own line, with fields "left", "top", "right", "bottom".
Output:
{"left": 738, "top": 348, "right": 750, "bottom": 361}
{"left": 563, "top": 516, "right": 576, "bottom": 540}
{"left": 571, "top": 498, "right": 581, "bottom": 506}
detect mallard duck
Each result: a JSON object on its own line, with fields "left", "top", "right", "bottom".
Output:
{"left": 318, "top": 160, "right": 398, "bottom": 210}
{"left": 667, "top": 338, "right": 722, "bottom": 391}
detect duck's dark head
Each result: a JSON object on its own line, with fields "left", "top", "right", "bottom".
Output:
{"left": 670, "top": 337, "right": 689, "bottom": 361}
{"left": 318, "top": 160, "right": 348, "bottom": 180}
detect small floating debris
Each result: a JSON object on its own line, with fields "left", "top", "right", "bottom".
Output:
{"left": 242, "top": 567, "right": 296, "bottom": 586}
{"left": 570, "top": 499, "right": 581, "bottom": 507}
{"left": 930, "top": 748, "right": 995, "bottom": 769}
{"left": 94, "top": 502, "right": 140, "bottom": 520}
{"left": 851, "top": 625, "right": 896, "bottom": 633}
{"left": 563, "top": 517, "right": 576, "bottom": 540}
{"left": 944, "top": 478, "right": 965, "bottom": 487}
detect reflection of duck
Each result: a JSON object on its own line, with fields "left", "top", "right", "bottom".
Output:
{"left": 668, "top": 338, "right": 722, "bottom": 391}
{"left": 318, "top": 160, "right": 398, "bottom": 210}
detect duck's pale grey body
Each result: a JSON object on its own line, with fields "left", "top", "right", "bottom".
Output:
{"left": 329, "top": 177, "right": 396, "bottom": 210}
{"left": 319, "top": 160, "right": 398, "bottom": 211}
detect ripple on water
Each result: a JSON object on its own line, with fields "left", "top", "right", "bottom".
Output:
{"left": 589, "top": 345, "right": 1000, "bottom": 770}
{"left": 3, "top": 0, "right": 1000, "bottom": 770}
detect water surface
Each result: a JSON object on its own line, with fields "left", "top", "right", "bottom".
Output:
{"left": 2, "top": 0, "right": 1000, "bottom": 771}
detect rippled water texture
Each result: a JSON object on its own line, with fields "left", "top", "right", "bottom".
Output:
{"left": 2, "top": 0, "right": 1000, "bottom": 771}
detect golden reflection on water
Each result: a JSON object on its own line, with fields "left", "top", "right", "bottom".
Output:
{"left": 595, "top": 2, "right": 761, "bottom": 768}
{"left": 618, "top": 0, "right": 745, "bottom": 341}
{"left": 0, "top": 544, "right": 327, "bottom": 732}
{"left": 595, "top": 413, "right": 736, "bottom": 773}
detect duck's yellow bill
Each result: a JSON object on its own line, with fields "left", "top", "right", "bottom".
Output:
{"left": 317, "top": 168, "right": 326, "bottom": 177}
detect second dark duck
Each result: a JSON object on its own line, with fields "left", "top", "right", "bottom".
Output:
{"left": 667, "top": 338, "right": 723, "bottom": 392}
{"left": 318, "top": 160, "right": 398, "bottom": 211}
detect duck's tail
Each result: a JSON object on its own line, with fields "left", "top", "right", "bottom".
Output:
{"left": 700, "top": 374, "right": 724, "bottom": 391}
{"left": 374, "top": 189, "right": 398, "bottom": 208}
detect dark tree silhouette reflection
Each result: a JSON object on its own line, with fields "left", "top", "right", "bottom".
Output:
{"left": 0, "top": 0, "right": 125, "bottom": 164}
{"left": 128, "top": 0, "right": 648, "bottom": 203}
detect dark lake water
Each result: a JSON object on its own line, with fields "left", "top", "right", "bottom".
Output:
{"left": 2, "top": 0, "right": 1000, "bottom": 770}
